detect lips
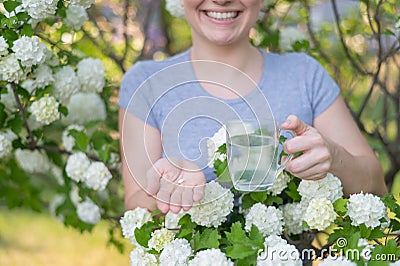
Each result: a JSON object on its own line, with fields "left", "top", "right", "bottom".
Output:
{"left": 205, "top": 11, "right": 239, "bottom": 21}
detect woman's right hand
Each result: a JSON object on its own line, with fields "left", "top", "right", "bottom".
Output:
{"left": 145, "top": 158, "right": 206, "bottom": 213}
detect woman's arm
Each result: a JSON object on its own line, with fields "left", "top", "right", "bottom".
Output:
{"left": 282, "top": 96, "right": 387, "bottom": 196}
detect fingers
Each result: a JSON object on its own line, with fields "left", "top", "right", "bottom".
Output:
{"left": 281, "top": 115, "right": 310, "bottom": 135}
{"left": 156, "top": 178, "right": 176, "bottom": 213}
{"left": 145, "top": 165, "right": 162, "bottom": 195}
{"left": 286, "top": 150, "right": 331, "bottom": 180}
{"left": 193, "top": 185, "right": 205, "bottom": 202}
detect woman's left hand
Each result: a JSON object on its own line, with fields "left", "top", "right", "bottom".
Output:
{"left": 281, "top": 115, "right": 334, "bottom": 180}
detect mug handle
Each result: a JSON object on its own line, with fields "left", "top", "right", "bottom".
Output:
{"left": 276, "top": 130, "right": 296, "bottom": 174}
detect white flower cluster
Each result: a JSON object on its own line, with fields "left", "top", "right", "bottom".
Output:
{"left": 165, "top": 0, "right": 185, "bottom": 18}
{"left": 76, "top": 198, "right": 102, "bottom": 224}
{"left": 70, "top": 0, "right": 95, "bottom": 9}
{"left": 159, "top": 238, "right": 192, "bottom": 266}
{"left": 12, "top": 36, "right": 47, "bottom": 67}
{"left": 281, "top": 202, "right": 306, "bottom": 235}
{"left": 53, "top": 66, "right": 80, "bottom": 101}
{"left": 189, "top": 248, "right": 233, "bottom": 266}
{"left": 346, "top": 192, "right": 388, "bottom": 229}
{"left": 298, "top": 173, "right": 343, "bottom": 203}
{"left": 245, "top": 203, "right": 284, "bottom": 236}
{"left": 0, "top": 133, "right": 12, "bottom": 159}
{"left": 269, "top": 171, "right": 290, "bottom": 195}
{"left": 29, "top": 95, "right": 60, "bottom": 125}
{"left": 130, "top": 246, "right": 158, "bottom": 266}
{"left": 304, "top": 198, "right": 336, "bottom": 231}
{"left": 15, "top": 149, "right": 51, "bottom": 174}
{"left": 65, "top": 92, "right": 107, "bottom": 124}
{"left": 0, "top": 36, "right": 9, "bottom": 56}
{"left": 22, "top": 0, "right": 58, "bottom": 20}
{"left": 148, "top": 228, "right": 175, "bottom": 252}
{"left": 318, "top": 256, "right": 357, "bottom": 265}
{"left": 0, "top": 54, "right": 25, "bottom": 83}
{"left": 164, "top": 210, "right": 185, "bottom": 229}
{"left": 31, "top": 64, "right": 54, "bottom": 89}
{"left": 77, "top": 58, "right": 105, "bottom": 93}
{"left": 257, "top": 235, "right": 302, "bottom": 266}
{"left": 188, "top": 181, "right": 234, "bottom": 227}
{"left": 65, "top": 152, "right": 112, "bottom": 190}
{"left": 62, "top": 124, "right": 86, "bottom": 152}
{"left": 120, "top": 208, "right": 153, "bottom": 245}
{"left": 49, "top": 194, "right": 66, "bottom": 221}
{"left": 207, "top": 126, "right": 227, "bottom": 167}
{"left": 64, "top": 5, "right": 88, "bottom": 30}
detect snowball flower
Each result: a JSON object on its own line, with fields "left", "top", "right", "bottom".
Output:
{"left": 22, "top": 0, "right": 58, "bottom": 20}
{"left": 165, "top": 0, "right": 185, "bottom": 18}
{"left": 159, "top": 238, "right": 193, "bottom": 266}
{"left": 65, "top": 92, "right": 107, "bottom": 124}
{"left": 189, "top": 249, "right": 233, "bottom": 266}
{"left": 298, "top": 173, "right": 343, "bottom": 203}
{"left": 64, "top": 5, "right": 88, "bottom": 30}
{"left": 12, "top": 36, "right": 47, "bottom": 67}
{"left": 29, "top": 95, "right": 60, "bottom": 125}
{"left": 148, "top": 228, "right": 175, "bottom": 252}
{"left": 0, "top": 36, "right": 9, "bottom": 56}
{"left": 120, "top": 208, "right": 152, "bottom": 245}
{"left": 0, "top": 134, "right": 12, "bottom": 159}
{"left": 62, "top": 124, "right": 86, "bottom": 152}
{"left": 281, "top": 202, "right": 306, "bottom": 235}
{"left": 347, "top": 192, "right": 388, "bottom": 229}
{"left": 53, "top": 66, "right": 80, "bottom": 101}
{"left": 130, "top": 246, "right": 158, "bottom": 266}
{"left": 304, "top": 198, "right": 336, "bottom": 231}
{"left": 0, "top": 85, "right": 17, "bottom": 111}
{"left": 32, "top": 64, "right": 54, "bottom": 89}
{"left": 0, "top": 54, "right": 25, "bottom": 83}
{"left": 269, "top": 171, "right": 290, "bottom": 195}
{"left": 164, "top": 210, "right": 186, "bottom": 229}
{"left": 15, "top": 149, "right": 51, "bottom": 173}
{"left": 65, "top": 152, "right": 91, "bottom": 182}
{"left": 319, "top": 256, "right": 357, "bottom": 265}
{"left": 83, "top": 162, "right": 112, "bottom": 191}
{"left": 188, "top": 181, "right": 234, "bottom": 227}
{"left": 207, "top": 126, "right": 226, "bottom": 166}
{"left": 245, "top": 203, "right": 284, "bottom": 236}
{"left": 70, "top": 0, "right": 95, "bottom": 8}
{"left": 76, "top": 198, "right": 101, "bottom": 224}
{"left": 77, "top": 58, "right": 105, "bottom": 93}
{"left": 257, "top": 235, "right": 302, "bottom": 266}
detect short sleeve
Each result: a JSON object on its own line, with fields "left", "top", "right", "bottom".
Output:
{"left": 118, "top": 62, "right": 159, "bottom": 128}
{"left": 305, "top": 55, "right": 341, "bottom": 118}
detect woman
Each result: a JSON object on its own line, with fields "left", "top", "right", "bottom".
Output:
{"left": 118, "top": 0, "right": 387, "bottom": 213}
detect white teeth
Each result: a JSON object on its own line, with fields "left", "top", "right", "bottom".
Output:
{"left": 206, "top": 11, "right": 238, "bottom": 20}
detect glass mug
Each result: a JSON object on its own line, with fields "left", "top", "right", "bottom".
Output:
{"left": 225, "top": 119, "right": 295, "bottom": 192}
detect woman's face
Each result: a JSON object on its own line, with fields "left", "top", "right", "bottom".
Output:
{"left": 182, "top": 0, "right": 263, "bottom": 46}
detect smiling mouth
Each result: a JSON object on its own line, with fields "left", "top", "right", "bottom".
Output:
{"left": 205, "top": 11, "right": 240, "bottom": 21}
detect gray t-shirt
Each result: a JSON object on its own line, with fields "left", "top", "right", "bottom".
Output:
{"left": 119, "top": 49, "right": 340, "bottom": 182}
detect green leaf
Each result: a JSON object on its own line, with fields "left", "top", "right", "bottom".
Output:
{"left": 370, "top": 239, "right": 400, "bottom": 263}
{"left": 226, "top": 245, "right": 257, "bottom": 260}
{"left": 225, "top": 222, "right": 260, "bottom": 260}
{"left": 368, "top": 228, "right": 386, "bottom": 239}
{"left": 359, "top": 224, "right": 371, "bottom": 239}
{"left": 284, "top": 180, "right": 301, "bottom": 202}
{"left": 241, "top": 194, "right": 257, "bottom": 210}
{"left": 382, "top": 194, "right": 398, "bottom": 212}
{"left": 0, "top": 103, "right": 6, "bottom": 127}
{"left": 7, "top": 114, "right": 23, "bottom": 134}
{"left": 333, "top": 198, "right": 348, "bottom": 216}
{"left": 2, "top": 29, "right": 18, "bottom": 42}
{"left": 248, "top": 225, "right": 265, "bottom": 249}
{"left": 250, "top": 192, "right": 267, "bottom": 203}
{"left": 176, "top": 214, "right": 197, "bottom": 239}
{"left": 390, "top": 219, "right": 400, "bottom": 231}
{"left": 58, "top": 105, "right": 68, "bottom": 117}
{"left": 3, "top": 1, "right": 21, "bottom": 13}
{"left": 20, "top": 23, "right": 34, "bottom": 37}
{"left": 193, "top": 228, "right": 221, "bottom": 251}
{"left": 382, "top": 29, "right": 395, "bottom": 36}
{"left": 134, "top": 221, "right": 158, "bottom": 248}
{"left": 91, "top": 131, "right": 112, "bottom": 150}
{"left": 69, "top": 130, "right": 90, "bottom": 152}
{"left": 265, "top": 194, "right": 283, "bottom": 205}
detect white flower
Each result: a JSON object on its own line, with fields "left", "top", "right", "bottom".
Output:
{"left": 65, "top": 92, "right": 107, "bottom": 125}
{"left": 29, "top": 95, "right": 60, "bottom": 125}
{"left": 107, "top": 152, "right": 121, "bottom": 170}
{"left": 0, "top": 84, "right": 17, "bottom": 111}
{"left": 257, "top": 235, "right": 302, "bottom": 266}
{"left": 0, "top": 36, "right": 9, "bottom": 56}
{"left": 164, "top": 210, "right": 186, "bottom": 229}
{"left": 69, "top": 0, "right": 95, "bottom": 9}
{"left": 245, "top": 203, "right": 284, "bottom": 236}
{"left": 160, "top": 238, "right": 193, "bottom": 266}
{"left": 50, "top": 165, "right": 65, "bottom": 186}
{"left": 62, "top": 124, "right": 86, "bottom": 152}
{"left": 281, "top": 202, "right": 306, "bottom": 235}
{"left": 77, "top": 58, "right": 105, "bottom": 93}
{"left": 298, "top": 173, "right": 343, "bottom": 203}
{"left": 83, "top": 162, "right": 112, "bottom": 191}
{"left": 358, "top": 238, "right": 374, "bottom": 261}
{"left": 279, "top": 26, "right": 306, "bottom": 51}
{"left": 69, "top": 184, "right": 81, "bottom": 206}
{"left": 120, "top": 208, "right": 153, "bottom": 245}
{"left": 148, "top": 228, "right": 175, "bottom": 252}
{"left": 77, "top": 198, "right": 101, "bottom": 224}
{"left": 130, "top": 246, "right": 158, "bottom": 266}
{"left": 0, "top": 54, "right": 25, "bottom": 83}
{"left": 15, "top": 149, "right": 51, "bottom": 173}
{"left": 21, "top": 79, "right": 36, "bottom": 94}
{"left": 65, "top": 152, "right": 91, "bottom": 182}
{"left": 304, "top": 198, "right": 336, "bottom": 231}
{"left": 22, "top": 0, "right": 58, "bottom": 20}
{"left": 207, "top": 126, "right": 226, "bottom": 167}
{"left": 53, "top": 66, "right": 80, "bottom": 101}
{"left": 12, "top": 36, "right": 47, "bottom": 67}
{"left": 165, "top": 0, "right": 185, "bottom": 18}
{"left": 31, "top": 64, "right": 54, "bottom": 89}
{"left": 390, "top": 261, "right": 400, "bottom": 266}
{"left": 269, "top": 171, "right": 290, "bottom": 195}
{"left": 189, "top": 249, "right": 233, "bottom": 266}
{"left": 64, "top": 5, "right": 88, "bottom": 30}
{"left": 318, "top": 256, "right": 357, "bottom": 265}
{"left": 188, "top": 181, "right": 234, "bottom": 227}
{"left": 347, "top": 192, "right": 388, "bottom": 229}
{"left": 49, "top": 194, "right": 65, "bottom": 221}
{"left": 0, "top": 134, "right": 12, "bottom": 159}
